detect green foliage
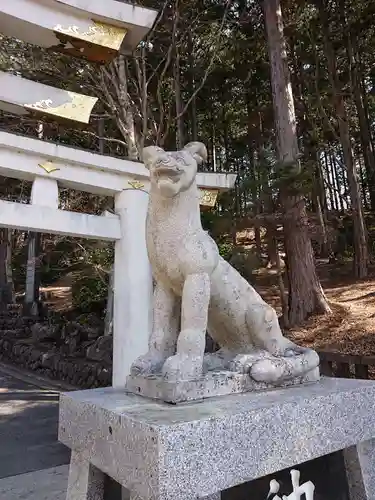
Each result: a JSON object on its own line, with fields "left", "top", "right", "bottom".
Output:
{"left": 218, "top": 242, "right": 234, "bottom": 261}
{"left": 229, "top": 248, "right": 262, "bottom": 283}
{"left": 69, "top": 244, "right": 113, "bottom": 314}
{"left": 72, "top": 276, "right": 107, "bottom": 315}
{"left": 272, "top": 159, "right": 315, "bottom": 197}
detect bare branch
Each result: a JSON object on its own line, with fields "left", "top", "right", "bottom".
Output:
{"left": 79, "top": 130, "right": 128, "bottom": 149}
{"left": 144, "top": 0, "right": 169, "bottom": 42}
{"left": 175, "top": 0, "right": 233, "bottom": 121}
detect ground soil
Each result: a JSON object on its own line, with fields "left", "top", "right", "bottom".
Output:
{"left": 255, "top": 260, "right": 375, "bottom": 356}
{"left": 40, "top": 242, "right": 375, "bottom": 357}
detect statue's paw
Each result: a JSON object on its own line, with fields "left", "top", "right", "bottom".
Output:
{"left": 162, "top": 353, "right": 203, "bottom": 382}
{"left": 250, "top": 358, "right": 287, "bottom": 383}
{"left": 284, "top": 346, "right": 303, "bottom": 357}
{"left": 229, "top": 351, "right": 270, "bottom": 374}
{"left": 130, "top": 352, "right": 165, "bottom": 376}
{"left": 229, "top": 354, "right": 254, "bottom": 374}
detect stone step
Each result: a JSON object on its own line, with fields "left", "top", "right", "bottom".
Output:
{"left": 0, "top": 465, "right": 68, "bottom": 500}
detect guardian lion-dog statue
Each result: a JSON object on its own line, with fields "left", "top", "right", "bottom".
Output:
{"left": 130, "top": 142, "right": 319, "bottom": 388}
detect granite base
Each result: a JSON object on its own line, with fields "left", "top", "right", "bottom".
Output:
{"left": 59, "top": 378, "right": 375, "bottom": 500}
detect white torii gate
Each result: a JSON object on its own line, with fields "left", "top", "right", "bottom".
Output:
{"left": 0, "top": 0, "right": 158, "bottom": 123}
{"left": 0, "top": 130, "right": 237, "bottom": 387}
{"left": 0, "top": 4, "right": 237, "bottom": 497}
{"left": 0, "top": 0, "right": 237, "bottom": 387}
{"left": 0, "top": 0, "right": 158, "bottom": 60}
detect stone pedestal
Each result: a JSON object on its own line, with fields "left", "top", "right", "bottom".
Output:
{"left": 126, "top": 366, "right": 320, "bottom": 403}
{"left": 344, "top": 440, "right": 375, "bottom": 500}
{"left": 59, "top": 378, "right": 375, "bottom": 500}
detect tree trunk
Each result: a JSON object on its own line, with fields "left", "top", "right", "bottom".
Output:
{"left": 173, "top": 4, "right": 184, "bottom": 149}
{"left": 316, "top": 156, "right": 328, "bottom": 212}
{"left": 361, "top": 75, "right": 375, "bottom": 155}
{"left": 188, "top": 33, "right": 198, "bottom": 142}
{"left": 357, "top": 152, "right": 369, "bottom": 210}
{"left": 323, "top": 150, "right": 336, "bottom": 210}
{"left": 0, "top": 228, "right": 14, "bottom": 310}
{"left": 247, "top": 96, "right": 262, "bottom": 259}
{"left": 316, "top": 195, "right": 331, "bottom": 258}
{"left": 0, "top": 230, "right": 7, "bottom": 311}
{"left": 263, "top": 0, "right": 331, "bottom": 326}
{"left": 314, "top": 150, "right": 330, "bottom": 257}
{"left": 343, "top": 6, "right": 375, "bottom": 211}
{"left": 174, "top": 47, "right": 184, "bottom": 148}
{"left": 98, "top": 117, "right": 105, "bottom": 154}
{"left": 5, "top": 229, "right": 14, "bottom": 303}
{"left": 116, "top": 56, "right": 139, "bottom": 160}
{"left": 352, "top": 55, "right": 375, "bottom": 210}
{"left": 265, "top": 226, "right": 278, "bottom": 267}
{"left": 275, "top": 236, "right": 288, "bottom": 323}
{"left": 104, "top": 266, "right": 114, "bottom": 336}
{"left": 24, "top": 232, "right": 41, "bottom": 316}
{"left": 329, "top": 153, "right": 344, "bottom": 211}
{"left": 318, "top": 1, "right": 369, "bottom": 278}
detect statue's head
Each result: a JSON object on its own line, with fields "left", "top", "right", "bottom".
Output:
{"left": 142, "top": 142, "right": 207, "bottom": 198}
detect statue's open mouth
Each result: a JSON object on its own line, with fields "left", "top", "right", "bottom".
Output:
{"left": 155, "top": 166, "right": 182, "bottom": 179}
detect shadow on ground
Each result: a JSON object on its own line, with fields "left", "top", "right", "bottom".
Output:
{"left": 0, "top": 369, "right": 70, "bottom": 479}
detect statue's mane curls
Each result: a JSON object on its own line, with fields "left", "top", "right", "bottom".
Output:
{"left": 183, "top": 142, "right": 208, "bottom": 166}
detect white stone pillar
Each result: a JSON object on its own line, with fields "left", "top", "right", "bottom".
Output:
{"left": 344, "top": 439, "right": 375, "bottom": 500}
{"left": 66, "top": 451, "right": 105, "bottom": 500}
{"left": 30, "top": 176, "right": 59, "bottom": 208}
{"left": 113, "top": 187, "right": 152, "bottom": 388}
{"left": 25, "top": 176, "right": 59, "bottom": 312}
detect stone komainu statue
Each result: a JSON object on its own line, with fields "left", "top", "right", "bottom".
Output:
{"left": 131, "top": 142, "right": 319, "bottom": 384}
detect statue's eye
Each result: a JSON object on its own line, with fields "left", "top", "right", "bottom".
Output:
{"left": 175, "top": 154, "right": 188, "bottom": 165}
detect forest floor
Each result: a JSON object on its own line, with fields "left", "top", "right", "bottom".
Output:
{"left": 38, "top": 242, "right": 375, "bottom": 357}
{"left": 256, "top": 260, "right": 375, "bottom": 356}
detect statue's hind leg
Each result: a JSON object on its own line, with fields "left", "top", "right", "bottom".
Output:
{"left": 245, "top": 302, "right": 289, "bottom": 354}
{"left": 239, "top": 302, "right": 319, "bottom": 383}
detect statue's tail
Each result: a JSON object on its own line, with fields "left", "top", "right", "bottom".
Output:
{"left": 250, "top": 344, "right": 320, "bottom": 384}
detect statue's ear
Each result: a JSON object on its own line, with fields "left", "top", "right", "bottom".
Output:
{"left": 142, "top": 146, "right": 164, "bottom": 169}
{"left": 183, "top": 142, "right": 208, "bottom": 166}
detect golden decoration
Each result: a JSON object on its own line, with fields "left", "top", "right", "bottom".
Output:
{"left": 199, "top": 189, "right": 218, "bottom": 207}
{"left": 24, "top": 92, "right": 98, "bottom": 124}
{"left": 128, "top": 180, "right": 145, "bottom": 190}
{"left": 53, "top": 21, "right": 127, "bottom": 51}
{"left": 38, "top": 162, "right": 60, "bottom": 174}
{"left": 29, "top": 99, "right": 53, "bottom": 109}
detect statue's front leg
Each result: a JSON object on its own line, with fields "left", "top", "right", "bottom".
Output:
{"left": 162, "top": 273, "right": 210, "bottom": 382}
{"left": 130, "top": 284, "right": 179, "bottom": 375}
